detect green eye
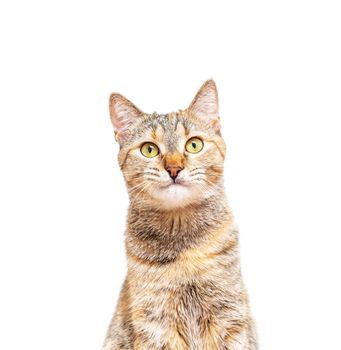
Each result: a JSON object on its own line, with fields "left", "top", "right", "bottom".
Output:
{"left": 185, "top": 137, "right": 204, "bottom": 154}
{"left": 140, "top": 142, "right": 159, "bottom": 158}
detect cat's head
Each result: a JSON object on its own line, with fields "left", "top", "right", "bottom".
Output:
{"left": 109, "top": 80, "right": 226, "bottom": 209}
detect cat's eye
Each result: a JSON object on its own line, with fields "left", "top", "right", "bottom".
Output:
{"left": 140, "top": 142, "right": 159, "bottom": 158}
{"left": 185, "top": 137, "right": 204, "bottom": 154}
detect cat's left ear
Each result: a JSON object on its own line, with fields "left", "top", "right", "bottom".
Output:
{"left": 188, "top": 79, "right": 220, "bottom": 132}
{"left": 109, "top": 93, "right": 144, "bottom": 143}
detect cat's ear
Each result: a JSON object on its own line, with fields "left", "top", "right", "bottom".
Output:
{"left": 188, "top": 79, "right": 220, "bottom": 131}
{"left": 109, "top": 93, "right": 143, "bottom": 142}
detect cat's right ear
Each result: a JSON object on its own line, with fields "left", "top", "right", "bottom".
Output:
{"left": 109, "top": 93, "right": 143, "bottom": 143}
{"left": 188, "top": 79, "right": 220, "bottom": 132}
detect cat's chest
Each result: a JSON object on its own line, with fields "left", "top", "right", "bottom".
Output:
{"left": 167, "top": 278, "right": 240, "bottom": 325}
{"left": 128, "top": 233, "right": 241, "bottom": 320}
{"left": 130, "top": 276, "right": 241, "bottom": 349}
{"left": 128, "top": 230, "right": 243, "bottom": 346}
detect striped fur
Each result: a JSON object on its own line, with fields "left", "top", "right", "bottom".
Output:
{"left": 103, "top": 80, "right": 257, "bottom": 349}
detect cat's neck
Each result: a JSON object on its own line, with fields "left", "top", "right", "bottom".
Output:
{"left": 125, "top": 186, "right": 231, "bottom": 264}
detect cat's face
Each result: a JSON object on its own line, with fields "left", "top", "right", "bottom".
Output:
{"left": 109, "top": 80, "right": 226, "bottom": 209}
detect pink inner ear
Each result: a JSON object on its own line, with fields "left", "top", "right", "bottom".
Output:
{"left": 112, "top": 101, "right": 130, "bottom": 130}
{"left": 113, "top": 112, "right": 130, "bottom": 133}
{"left": 190, "top": 99, "right": 220, "bottom": 131}
{"left": 109, "top": 94, "right": 143, "bottom": 142}
{"left": 112, "top": 110, "right": 133, "bottom": 141}
{"left": 189, "top": 80, "right": 220, "bottom": 129}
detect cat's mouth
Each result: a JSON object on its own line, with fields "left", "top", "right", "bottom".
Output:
{"left": 162, "top": 179, "right": 188, "bottom": 188}
{"left": 169, "top": 178, "right": 188, "bottom": 186}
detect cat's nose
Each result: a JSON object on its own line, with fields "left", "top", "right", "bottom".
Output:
{"left": 166, "top": 166, "right": 183, "bottom": 181}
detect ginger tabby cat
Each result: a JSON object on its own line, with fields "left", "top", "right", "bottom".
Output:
{"left": 102, "top": 80, "right": 257, "bottom": 350}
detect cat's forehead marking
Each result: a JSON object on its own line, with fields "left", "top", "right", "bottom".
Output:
{"left": 138, "top": 112, "right": 197, "bottom": 152}
{"left": 157, "top": 113, "right": 185, "bottom": 152}
{"left": 152, "top": 123, "right": 164, "bottom": 143}
{"left": 176, "top": 121, "right": 186, "bottom": 136}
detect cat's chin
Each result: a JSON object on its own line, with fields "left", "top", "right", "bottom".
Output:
{"left": 147, "top": 183, "right": 203, "bottom": 209}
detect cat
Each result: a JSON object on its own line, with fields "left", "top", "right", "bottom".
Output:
{"left": 102, "top": 80, "right": 257, "bottom": 350}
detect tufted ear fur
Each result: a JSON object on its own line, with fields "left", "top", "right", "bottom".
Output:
{"left": 188, "top": 79, "right": 220, "bottom": 131}
{"left": 109, "top": 93, "right": 143, "bottom": 142}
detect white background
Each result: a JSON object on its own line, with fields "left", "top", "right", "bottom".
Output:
{"left": 0, "top": 1, "right": 340, "bottom": 349}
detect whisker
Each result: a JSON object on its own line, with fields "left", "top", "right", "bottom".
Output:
{"left": 129, "top": 182, "right": 154, "bottom": 206}
{"left": 191, "top": 176, "right": 206, "bottom": 182}
{"left": 189, "top": 168, "right": 201, "bottom": 173}
{"left": 190, "top": 172, "right": 206, "bottom": 177}
{"left": 144, "top": 171, "right": 160, "bottom": 177}
{"left": 145, "top": 177, "right": 160, "bottom": 182}
{"left": 128, "top": 183, "right": 147, "bottom": 195}
{"left": 194, "top": 178, "right": 221, "bottom": 198}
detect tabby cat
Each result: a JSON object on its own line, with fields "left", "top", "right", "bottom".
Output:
{"left": 102, "top": 80, "right": 257, "bottom": 349}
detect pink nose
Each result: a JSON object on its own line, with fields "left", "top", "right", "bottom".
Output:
{"left": 166, "top": 166, "right": 183, "bottom": 180}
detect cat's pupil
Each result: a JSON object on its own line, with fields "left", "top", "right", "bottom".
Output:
{"left": 148, "top": 145, "right": 153, "bottom": 153}
{"left": 192, "top": 142, "right": 196, "bottom": 148}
